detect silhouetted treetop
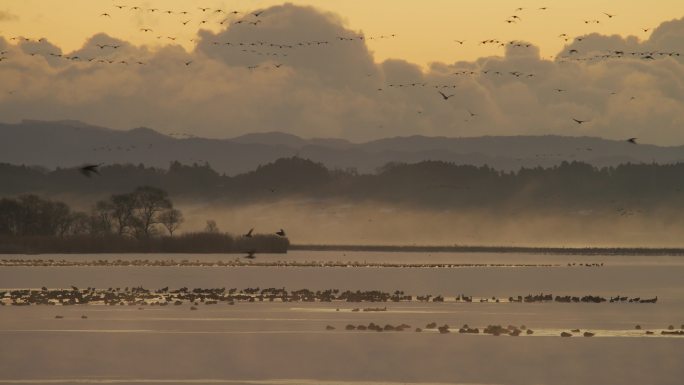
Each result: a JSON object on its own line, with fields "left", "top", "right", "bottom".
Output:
{"left": 1, "top": 158, "right": 684, "bottom": 210}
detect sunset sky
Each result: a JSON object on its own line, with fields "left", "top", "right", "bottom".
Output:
{"left": 3, "top": 0, "right": 683, "bottom": 65}
{"left": 1, "top": 1, "right": 683, "bottom": 144}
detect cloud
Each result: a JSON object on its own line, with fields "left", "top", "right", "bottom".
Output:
{"left": 0, "top": 6, "right": 683, "bottom": 145}
{"left": 196, "top": 4, "right": 378, "bottom": 88}
{"left": 0, "top": 10, "right": 18, "bottom": 22}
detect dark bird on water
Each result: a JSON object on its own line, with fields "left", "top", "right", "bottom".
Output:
{"left": 80, "top": 164, "right": 102, "bottom": 178}
{"left": 276, "top": 229, "right": 286, "bottom": 237}
{"left": 244, "top": 228, "right": 254, "bottom": 238}
{"left": 627, "top": 138, "right": 638, "bottom": 144}
{"left": 244, "top": 250, "right": 256, "bottom": 259}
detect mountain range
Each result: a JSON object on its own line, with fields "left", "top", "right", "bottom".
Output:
{"left": 2, "top": 120, "right": 683, "bottom": 175}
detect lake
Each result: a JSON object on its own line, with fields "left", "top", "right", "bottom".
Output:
{"left": 1, "top": 251, "right": 683, "bottom": 385}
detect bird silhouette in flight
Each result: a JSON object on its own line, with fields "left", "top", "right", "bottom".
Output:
{"left": 253, "top": 11, "right": 265, "bottom": 17}
{"left": 100, "top": 13, "right": 111, "bottom": 17}
{"left": 80, "top": 164, "right": 102, "bottom": 178}
{"left": 572, "top": 118, "right": 589, "bottom": 124}
{"left": 438, "top": 91, "right": 455, "bottom": 100}
{"left": 244, "top": 228, "right": 254, "bottom": 238}
{"left": 627, "top": 138, "right": 638, "bottom": 144}
{"left": 603, "top": 13, "right": 616, "bottom": 18}
{"left": 276, "top": 229, "right": 286, "bottom": 237}
{"left": 184, "top": 61, "right": 192, "bottom": 66}
{"left": 454, "top": 40, "right": 465, "bottom": 45}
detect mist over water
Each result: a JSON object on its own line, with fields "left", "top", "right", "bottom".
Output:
{"left": 178, "top": 199, "right": 684, "bottom": 247}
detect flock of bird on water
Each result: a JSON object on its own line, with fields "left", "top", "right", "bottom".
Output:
{"left": 4, "top": 286, "right": 681, "bottom": 338}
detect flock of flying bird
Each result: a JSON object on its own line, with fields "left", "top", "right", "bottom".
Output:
{"left": 5, "top": 4, "right": 677, "bottom": 187}
{"left": 0, "top": 3, "right": 677, "bottom": 260}
{"left": 2, "top": 3, "right": 675, "bottom": 145}
{"left": 501, "top": 7, "right": 619, "bottom": 25}
{"left": 241, "top": 228, "right": 287, "bottom": 259}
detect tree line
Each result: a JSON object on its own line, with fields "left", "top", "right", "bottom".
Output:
{"left": 2, "top": 158, "right": 684, "bottom": 211}
{"left": 0, "top": 186, "right": 181, "bottom": 238}
{"left": 0, "top": 186, "right": 288, "bottom": 254}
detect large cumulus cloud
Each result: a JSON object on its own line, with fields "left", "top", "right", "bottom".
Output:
{"left": 0, "top": 10, "right": 18, "bottom": 22}
{"left": 0, "top": 5, "right": 683, "bottom": 144}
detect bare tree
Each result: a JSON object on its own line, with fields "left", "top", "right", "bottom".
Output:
{"left": 0, "top": 198, "right": 21, "bottom": 235}
{"left": 131, "top": 186, "right": 172, "bottom": 238}
{"left": 205, "top": 220, "right": 219, "bottom": 234}
{"left": 69, "top": 212, "right": 92, "bottom": 236}
{"left": 159, "top": 208, "right": 184, "bottom": 236}
{"left": 109, "top": 193, "right": 137, "bottom": 236}
{"left": 53, "top": 202, "right": 74, "bottom": 238}
{"left": 91, "top": 200, "right": 114, "bottom": 235}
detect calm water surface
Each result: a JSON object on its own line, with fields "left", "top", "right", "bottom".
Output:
{"left": 1, "top": 251, "right": 682, "bottom": 385}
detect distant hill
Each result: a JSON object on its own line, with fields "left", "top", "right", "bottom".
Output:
{"left": 2, "top": 120, "right": 684, "bottom": 175}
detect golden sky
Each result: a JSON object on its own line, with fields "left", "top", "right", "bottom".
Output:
{"left": 2, "top": 0, "right": 683, "bottom": 66}
{"left": 1, "top": 1, "right": 683, "bottom": 144}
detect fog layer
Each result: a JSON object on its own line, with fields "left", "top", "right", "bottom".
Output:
{"left": 178, "top": 199, "right": 684, "bottom": 247}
